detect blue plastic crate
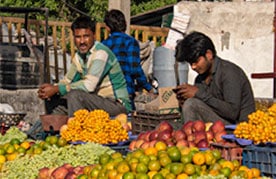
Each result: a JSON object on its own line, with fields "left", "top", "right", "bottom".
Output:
{"left": 243, "top": 145, "right": 276, "bottom": 178}
{"left": 109, "top": 145, "right": 130, "bottom": 156}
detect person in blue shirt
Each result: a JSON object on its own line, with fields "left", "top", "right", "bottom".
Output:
{"left": 102, "top": 9, "right": 154, "bottom": 110}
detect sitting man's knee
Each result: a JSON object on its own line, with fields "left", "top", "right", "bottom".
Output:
{"left": 65, "top": 90, "right": 83, "bottom": 100}
{"left": 183, "top": 98, "right": 197, "bottom": 108}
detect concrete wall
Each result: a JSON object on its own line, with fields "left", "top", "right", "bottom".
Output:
{"left": 175, "top": 1, "right": 274, "bottom": 98}
{"left": 0, "top": 89, "right": 45, "bottom": 124}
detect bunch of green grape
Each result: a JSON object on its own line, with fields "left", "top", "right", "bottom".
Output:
{"left": 1, "top": 142, "right": 114, "bottom": 179}
{"left": 0, "top": 127, "right": 27, "bottom": 145}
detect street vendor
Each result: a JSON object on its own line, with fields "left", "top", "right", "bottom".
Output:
{"left": 174, "top": 31, "right": 255, "bottom": 124}
{"left": 102, "top": 9, "right": 154, "bottom": 110}
{"left": 37, "top": 16, "right": 132, "bottom": 117}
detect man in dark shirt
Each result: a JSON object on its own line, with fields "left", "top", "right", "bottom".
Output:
{"left": 174, "top": 31, "right": 255, "bottom": 124}
{"left": 102, "top": 9, "right": 153, "bottom": 110}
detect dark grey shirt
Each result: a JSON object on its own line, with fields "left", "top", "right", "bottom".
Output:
{"left": 194, "top": 57, "right": 255, "bottom": 123}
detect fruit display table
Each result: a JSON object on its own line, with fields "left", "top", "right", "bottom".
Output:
{"left": 1, "top": 102, "right": 276, "bottom": 178}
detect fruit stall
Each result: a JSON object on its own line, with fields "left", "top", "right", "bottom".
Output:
{"left": 0, "top": 97, "right": 275, "bottom": 179}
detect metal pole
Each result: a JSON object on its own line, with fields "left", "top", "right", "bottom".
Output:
{"left": 44, "top": 8, "right": 50, "bottom": 83}
{"left": 273, "top": 0, "right": 276, "bottom": 98}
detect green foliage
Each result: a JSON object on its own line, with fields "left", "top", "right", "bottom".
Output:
{"left": 0, "top": 0, "right": 70, "bottom": 21}
{"left": 84, "top": 0, "right": 108, "bottom": 22}
{"left": 0, "top": 0, "right": 177, "bottom": 22}
{"left": 131, "top": 0, "right": 177, "bottom": 16}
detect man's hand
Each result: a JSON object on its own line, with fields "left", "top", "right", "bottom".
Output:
{"left": 174, "top": 83, "right": 198, "bottom": 102}
{"left": 148, "top": 88, "right": 158, "bottom": 98}
{"left": 38, "top": 83, "right": 59, "bottom": 100}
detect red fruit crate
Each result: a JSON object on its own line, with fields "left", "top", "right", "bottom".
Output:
{"left": 131, "top": 110, "right": 182, "bottom": 135}
{"left": 243, "top": 145, "right": 276, "bottom": 178}
{"left": 210, "top": 142, "right": 243, "bottom": 164}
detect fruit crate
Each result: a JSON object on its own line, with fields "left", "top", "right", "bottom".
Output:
{"left": 243, "top": 145, "right": 276, "bottom": 178}
{"left": 254, "top": 98, "right": 276, "bottom": 111}
{"left": 106, "top": 133, "right": 137, "bottom": 156}
{"left": 210, "top": 142, "right": 243, "bottom": 164}
{"left": 109, "top": 145, "right": 130, "bottom": 156}
{"left": 131, "top": 110, "right": 182, "bottom": 135}
{"left": 0, "top": 113, "right": 26, "bottom": 127}
{"left": 0, "top": 56, "right": 41, "bottom": 89}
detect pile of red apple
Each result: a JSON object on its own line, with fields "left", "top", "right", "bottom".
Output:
{"left": 37, "top": 163, "right": 88, "bottom": 179}
{"left": 129, "top": 120, "right": 227, "bottom": 150}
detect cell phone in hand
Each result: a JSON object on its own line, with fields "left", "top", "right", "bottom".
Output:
{"left": 172, "top": 88, "right": 180, "bottom": 93}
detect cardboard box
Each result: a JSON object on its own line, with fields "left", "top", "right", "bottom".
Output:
{"left": 145, "top": 87, "right": 180, "bottom": 114}
{"left": 134, "top": 92, "right": 157, "bottom": 111}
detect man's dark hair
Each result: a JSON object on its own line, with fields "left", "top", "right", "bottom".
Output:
{"left": 175, "top": 31, "right": 217, "bottom": 63}
{"left": 71, "top": 16, "right": 96, "bottom": 33}
{"left": 104, "top": 9, "right": 127, "bottom": 33}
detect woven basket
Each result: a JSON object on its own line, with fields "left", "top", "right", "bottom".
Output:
{"left": 40, "top": 114, "right": 68, "bottom": 131}
{"left": 0, "top": 113, "right": 26, "bottom": 127}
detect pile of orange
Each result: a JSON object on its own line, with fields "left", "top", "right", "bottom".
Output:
{"left": 60, "top": 109, "right": 129, "bottom": 144}
{"left": 0, "top": 138, "right": 29, "bottom": 170}
{"left": 76, "top": 142, "right": 261, "bottom": 179}
{"left": 234, "top": 104, "right": 276, "bottom": 144}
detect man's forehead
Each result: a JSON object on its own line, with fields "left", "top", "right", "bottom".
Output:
{"left": 73, "top": 28, "right": 94, "bottom": 35}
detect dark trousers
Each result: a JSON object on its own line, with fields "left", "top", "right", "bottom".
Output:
{"left": 45, "top": 94, "right": 67, "bottom": 114}
{"left": 45, "top": 90, "right": 127, "bottom": 117}
{"left": 182, "top": 98, "right": 231, "bottom": 125}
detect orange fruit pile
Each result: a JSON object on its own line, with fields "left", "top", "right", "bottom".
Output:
{"left": 79, "top": 143, "right": 261, "bottom": 179}
{"left": 60, "top": 109, "right": 129, "bottom": 144}
{"left": 234, "top": 104, "right": 276, "bottom": 144}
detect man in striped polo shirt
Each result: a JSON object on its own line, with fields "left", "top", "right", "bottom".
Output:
{"left": 38, "top": 16, "right": 131, "bottom": 117}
